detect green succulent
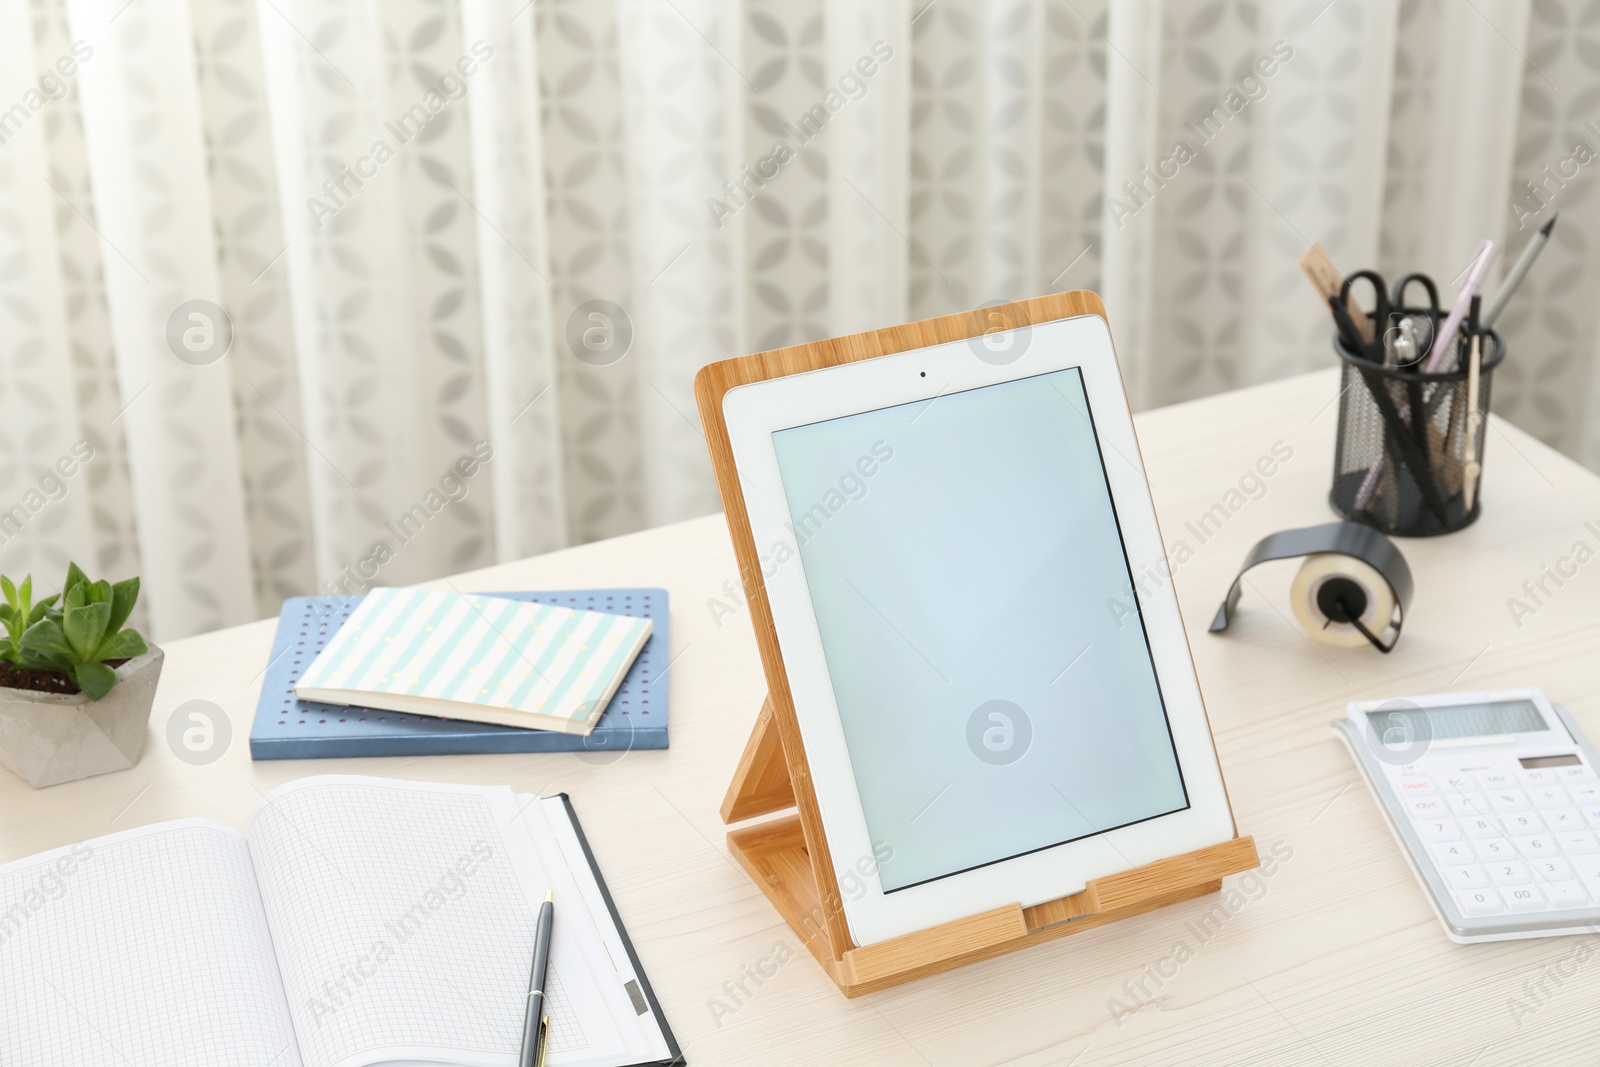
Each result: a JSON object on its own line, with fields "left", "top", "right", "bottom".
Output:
{"left": 3, "top": 563, "right": 147, "bottom": 701}
{"left": 0, "top": 575, "right": 59, "bottom": 663}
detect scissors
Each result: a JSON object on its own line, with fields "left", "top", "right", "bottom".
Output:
{"left": 1336, "top": 270, "right": 1441, "bottom": 366}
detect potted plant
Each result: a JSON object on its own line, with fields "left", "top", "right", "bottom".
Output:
{"left": 0, "top": 563, "right": 163, "bottom": 787}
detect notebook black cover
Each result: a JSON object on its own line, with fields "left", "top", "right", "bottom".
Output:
{"left": 556, "top": 794, "right": 686, "bottom": 1067}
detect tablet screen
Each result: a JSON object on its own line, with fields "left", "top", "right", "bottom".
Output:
{"left": 771, "top": 367, "right": 1188, "bottom": 892}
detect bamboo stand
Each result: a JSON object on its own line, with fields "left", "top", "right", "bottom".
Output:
{"left": 698, "top": 292, "right": 1260, "bottom": 998}
{"left": 720, "top": 699, "right": 1257, "bottom": 997}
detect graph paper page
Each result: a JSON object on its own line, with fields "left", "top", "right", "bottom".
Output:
{"left": 246, "top": 776, "right": 635, "bottom": 1067}
{"left": 0, "top": 820, "right": 303, "bottom": 1067}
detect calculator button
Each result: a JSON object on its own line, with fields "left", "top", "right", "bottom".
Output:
{"left": 1441, "top": 775, "right": 1476, "bottom": 795}
{"left": 1570, "top": 855, "right": 1600, "bottom": 893}
{"left": 1557, "top": 831, "right": 1600, "bottom": 855}
{"left": 1475, "top": 838, "right": 1515, "bottom": 861}
{"left": 1407, "top": 798, "right": 1448, "bottom": 817}
{"left": 1447, "top": 793, "right": 1491, "bottom": 816}
{"left": 1461, "top": 815, "right": 1501, "bottom": 839}
{"left": 1520, "top": 769, "right": 1557, "bottom": 786}
{"left": 1503, "top": 811, "right": 1544, "bottom": 835}
{"left": 1397, "top": 778, "right": 1436, "bottom": 796}
{"left": 1530, "top": 857, "right": 1575, "bottom": 881}
{"left": 1558, "top": 765, "right": 1596, "bottom": 784}
{"left": 1513, "top": 834, "right": 1559, "bottom": 859}
{"left": 1454, "top": 888, "right": 1505, "bottom": 916}
{"left": 1476, "top": 772, "right": 1515, "bottom": 790}
{"left": 1417, "top": 819, "right": 1462, "bottom": 841}
{"left": 1431, "top": 842, "right": 1476, "bottom": 866}
{"left": 1489, "top": 860, "right": 1532, "bottom": 886}
{"left": 1489, "top": 790, "right": 1532, "bottom": 813}
{"left": 1504, "top": 885, "right": 1546, "bottom": 912}
{"left": 1581, "top": 807, "right": 1600, "bottom": 831}
{"left": 1444, "top": 864, "right": 1490, "bottom": 890}
{"left": 1544, "top": 882, "right": 1591, "bottom": 908}
{"left": 1544, "top": 808, "right": 1584, "bottom": 832}
{"left": 1569, "top": 783, "right": 1600, "bottom": 804}
{"left": 1531, "top": 786, "right": 1570, "bottom": 807}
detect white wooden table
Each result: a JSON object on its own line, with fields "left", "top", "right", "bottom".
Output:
{"left": 6, "top": 368, "right": 1600, "bottom": 1066}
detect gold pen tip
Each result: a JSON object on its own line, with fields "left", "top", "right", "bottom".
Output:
{"left": 544, "top": 890, "right": 553, "bottom": 903}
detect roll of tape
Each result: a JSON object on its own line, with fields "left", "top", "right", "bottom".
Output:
{"left": 1211, "top": 522, "right": 1413, "bottom": 653}
{"left": 1287, "top": 553, "right": 1397, "bottom": 649}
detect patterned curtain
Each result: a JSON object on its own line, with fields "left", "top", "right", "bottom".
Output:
{"left": 0, "top": 0, "right": 1591, "bottom": 640}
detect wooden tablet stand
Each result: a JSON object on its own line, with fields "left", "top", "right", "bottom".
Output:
{"left": 720, "top": 700, "right": 1258, "bottom": 997}
{"left": 697, "top": 292, "right": 1260, "bottom": 998}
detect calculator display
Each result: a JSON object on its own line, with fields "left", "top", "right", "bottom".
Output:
{"left": 1366, "top": 700, "right": 1547, "bottom": 740}
{"left": 1521, "top": 753, "right": 1583, "bottom": 768}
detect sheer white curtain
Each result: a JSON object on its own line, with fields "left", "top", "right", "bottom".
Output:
{"left": 0, "top": 0, "right": 1592, "bottom": 640}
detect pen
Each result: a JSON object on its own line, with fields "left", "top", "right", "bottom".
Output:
{"left": 520, "top": 890, "right": 554, "bottom": 1067}
{"left": 1388, "top": 309, "right": 1428, "bottom": 372}
{"left": 1397, "top": 317, "right": 1417, "bottom": 369}
{"left": 1424, "top": 239, "right": 1497, "bottom": 374}
{"left": 1483, "top": 213, "right": 1556, "bottom": 329}
{"left": 1460, "top": 292, "right": 1481, "bottom": 371}
{"left": 1463, "top": 322, "right": 1484, "bottom": 512}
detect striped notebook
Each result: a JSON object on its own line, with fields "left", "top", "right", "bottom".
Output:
{"left": 293, "top": 587, "right": 653, "bottom": 736}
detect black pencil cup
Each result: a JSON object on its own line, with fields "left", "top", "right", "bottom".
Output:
{"left": 1330, "top": 320, "right": 1504, "bottom": 536}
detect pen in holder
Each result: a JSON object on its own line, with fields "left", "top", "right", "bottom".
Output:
{"left": 1329, "top": 316, "right": 1503, "bottom": 536}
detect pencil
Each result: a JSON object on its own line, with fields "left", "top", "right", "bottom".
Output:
{"left": 1483, "top": 213, "right": 1556, "bottom": 329}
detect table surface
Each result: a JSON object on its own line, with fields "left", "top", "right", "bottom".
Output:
{"left": 7, "top": 368, "right": 1600, "bottom": 1066}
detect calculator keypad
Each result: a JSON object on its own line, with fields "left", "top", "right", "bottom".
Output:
{"left": 1395, "top": 767, "right": 1600, "bottom": 920}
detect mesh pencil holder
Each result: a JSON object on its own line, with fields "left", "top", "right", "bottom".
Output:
{"left": 1329, "top": 320, "right": 1504, "bottom": 537}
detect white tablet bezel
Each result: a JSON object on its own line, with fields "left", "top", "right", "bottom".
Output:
{"left": 722, "top": 313, "right": 1237, "bottom": 946}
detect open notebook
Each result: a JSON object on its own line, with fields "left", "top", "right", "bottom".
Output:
{"left": 0, "top": 777, "right": 682, "bottom": 1067}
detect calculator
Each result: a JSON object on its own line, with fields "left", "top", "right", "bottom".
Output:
{"left": 1333, "top": 688, "right": 1600, "bottom": 943}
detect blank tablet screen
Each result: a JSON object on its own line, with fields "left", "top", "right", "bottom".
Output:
{"left": 770, "top": 368, "right": 1188, "bottom": 892}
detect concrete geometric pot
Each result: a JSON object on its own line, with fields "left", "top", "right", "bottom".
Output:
{"left": 0, "top": 647, "right": 163, "bottom": 788}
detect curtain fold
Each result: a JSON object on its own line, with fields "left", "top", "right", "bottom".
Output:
{"left": 0, "top": 0, "right": 97, "bottom": 589}
{"left": 616, "top": 0, "right": 744, "bottom": 524}
{"left": 461, "top": 0, "right": 568, "bottom": 563}
{"left": 66, "top": 0, "right": 257, "bottom": 635}
{"left": 1101, "top": 0, "right": 1162, "bottom": 407}
{"left": 3, "top": 0, "right": 1597, "bottom": 639}
{"left": 1243, "top": 0, "right": 1398, "bottom": 383}
{"left": 828, "top": 0, "right": 912, "bottom": 334}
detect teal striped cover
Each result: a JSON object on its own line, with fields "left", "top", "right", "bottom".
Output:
{"left": 293, "top": 587, "right": 653, "bottom": 729}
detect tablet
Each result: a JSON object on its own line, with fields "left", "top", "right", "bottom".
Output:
{"left": 722, "top": 312, "right": 1237, "bottom": 945}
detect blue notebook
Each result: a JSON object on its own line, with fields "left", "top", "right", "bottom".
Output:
{"left": 250, "top": 589, "right": 668, "bottom": 760}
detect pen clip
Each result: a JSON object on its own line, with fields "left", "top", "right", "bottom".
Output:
{"left": 535, "top": 1016, "right": 550, "bottom": 1067}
